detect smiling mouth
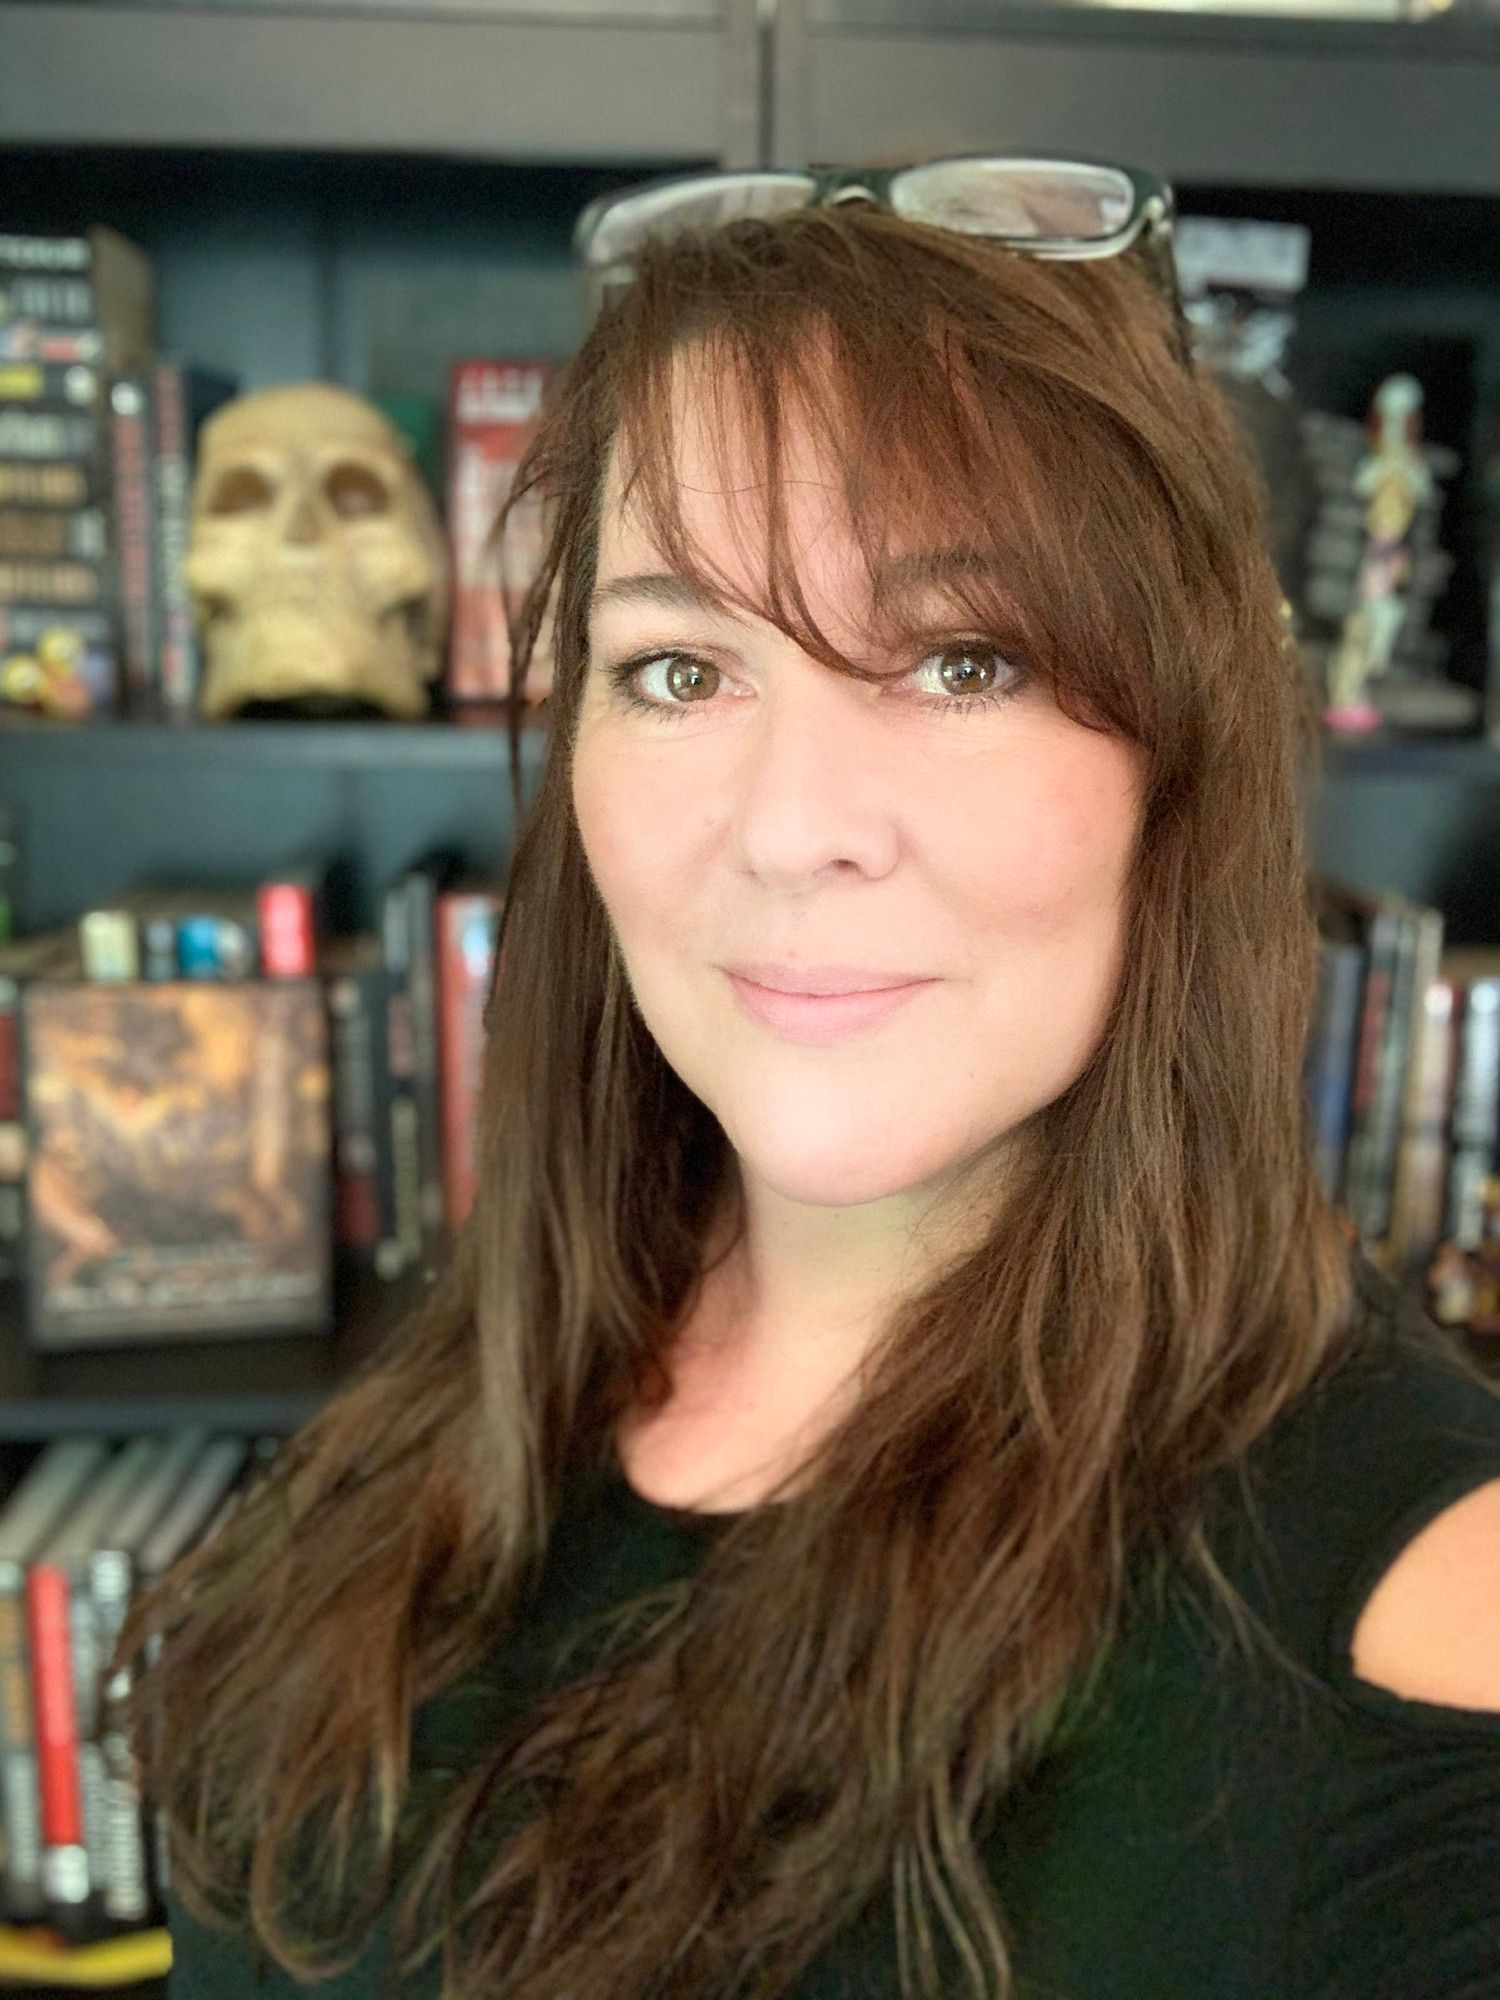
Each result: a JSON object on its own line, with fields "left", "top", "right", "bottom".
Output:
{"left": 724, "top": 970, "right": 936, "bottom": 1045}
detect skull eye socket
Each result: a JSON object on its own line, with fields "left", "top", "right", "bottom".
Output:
{"left": 208, "top": 466, "right": 276, "bottom": 515}
{"left": 325, "top": 461, "right": 390, "bottom": 520}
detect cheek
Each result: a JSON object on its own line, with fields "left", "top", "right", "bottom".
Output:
{"left": 956, "top": 744, "right": 1139, "bottom": 938}
{"left": 570, "top": 722, "right": 708, "bottom": 929}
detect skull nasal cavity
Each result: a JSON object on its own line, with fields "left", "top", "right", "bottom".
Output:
{"left": 284, "top": 497, "right": 323, "bottom": 546}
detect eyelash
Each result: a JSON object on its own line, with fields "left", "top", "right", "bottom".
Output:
{"left": 603, "top": 640, "right": 1032, "bottom": 723}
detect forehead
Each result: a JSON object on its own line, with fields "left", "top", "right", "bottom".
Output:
{"left": 595, "top": 355, "right": 915, "bottom": 620}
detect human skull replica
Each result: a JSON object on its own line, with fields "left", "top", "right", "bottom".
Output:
{"left": 184, "top": 383, "right": 448, "bottom": 719}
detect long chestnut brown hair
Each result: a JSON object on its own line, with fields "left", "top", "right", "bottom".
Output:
{"left": 118, "top": 192, "right": 1399, "bottom": 2000}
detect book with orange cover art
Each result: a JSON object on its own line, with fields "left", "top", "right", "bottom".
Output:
{"left": 20, "top": 978, "right": 332, "bottom": 1348}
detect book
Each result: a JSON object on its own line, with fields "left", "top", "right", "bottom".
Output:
{"left": 0, "top": 1437, "right": 111, "bottom": 1922}
{"left": 379, "top": 882, "right": 423, "bottom": 1279}
{"left": 443, "top": 359, "right": 555, "bottom": 703}
{"left": 20, "top": 976, "right": 334, "bottom": 1347}
{"left": 401, "top": 853, "right": 460, "bottom": 1264}
{"left": 24, "top": 1438, "right": 166, "bottom": 1939}
{"left": 150, "top": 361, "right": 238, "bottom": 715}
{"left": 322, "top": 933, "right": 395, "bottom": 1261}
{"left": 0, "top": 509, "right": 107, "bottom": 563}
{"left": 0, "top": 926, "right": 85, "bottom": 1282}
{"left": 90, "top": 1427, "right": 217, "bottom": 1925}
{"left": 132, "top": 1437, "right": 252, "bottom": 1902}
{"left": 0, "top": 230, "right": 153, "bottom": 375}
{"left": 1305, "top": 933, "right": 1366, "bottom": 1200}
{"left": 107, "top": 374, "right": 157, "bottom": 713}
{"left": 436, "top": 883, "right": 503, "bottom": 1233}
{"left": 1436, "top": 947, "right": 1500, "bottom": 1250}
{"left": 0, "top": 462, "right": 97, "bottom": 508}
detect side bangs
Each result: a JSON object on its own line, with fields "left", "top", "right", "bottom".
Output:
{"left": 602, "top": 296, "right": 1171, "bottom": 746}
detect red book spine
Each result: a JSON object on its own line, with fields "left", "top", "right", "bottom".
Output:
{"left": 23, "top": 1564, "right": 83, "bottom": 1866}
{"left": 443, "top": 359, "right": 553, "bottom": 702}
{"left": 436, "top": 889, "right": 502, "bottom": 1232}
{"left": 258, "top": 881, "right": 317, "bottom": 978}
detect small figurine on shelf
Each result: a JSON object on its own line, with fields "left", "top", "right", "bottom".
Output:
{"left": 0, "top": 623, "right": 96, "bottom": 720}
{"left": 183, "top": 383, "right": 449, "bottom": 722}
{"left": 1323, "top": 374, "right": 1435, "bottom": 733}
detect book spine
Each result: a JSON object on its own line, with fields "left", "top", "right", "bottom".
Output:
{"left": 1444, "top": 978, "right": 1500, "bottom": 1249}
{"left": 436, "top": 891, "right": 502, "bottom": 1234}
{"left": 0, "top": 974, "right": 24, "bottom": 1284}
{"left": 0, "top": 409, "right": 98, "bottom": 463}
{"left": 1304, "top": 937, "right": 1366, "bottom": 1201}
{"left": 23, "top": 1561, "right": 88, "bottom": 1925}
{"left": 108, "top": 374, "right": 158, "bottom": 714}
{"left": 326, "top": 965, "right": 384, "bottom": 1255}
{"left": 151, "top": 361, "right": 197, "bottom": 715}
{"left": 0, "top": 510, "right": 106, "bottom": 562}
{"left": 0, "top": 360, "right": 101, "bottom": 408}
{"left": 89, "top": 1549, "right": 150, "bottom": 1925}
{"left": 0, "top": 462, "right": 96, "bottom": 508}
{"left": 405, "top": 873, "right": 445, "bottom": 1261}
{"left": 380, "top": 889, "right": 422, "bottom": 1278}
{"left": 444, "top": 359, "right": 553, "bottom": 701}
{"left": 1341, "top": 900, "right": 1400, "bottom": 1226}
{"left": 0, "top": 558, "right": 106, "bottom": 605}
{"left": 1388, "top": 974, "right": 1458, "bottom": 1285}
{"left": 1363, "top": 902, "right": 1422, "bottom": 1244}
{"left": 0, "top": 1558, "right": 41, "bottom": 1920}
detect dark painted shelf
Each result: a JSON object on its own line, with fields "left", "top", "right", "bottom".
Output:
{"left": 1316, "top": 730, "right": 1500, "bottom": 780}
{"left": 1, "top": 709, "right": 1497, "bottom": 780}
{"left": 0, "top": 1260, "right": 437, "bottom": 1440}
{"left": 0, "top": 705, "right": 552, "bottom": 772}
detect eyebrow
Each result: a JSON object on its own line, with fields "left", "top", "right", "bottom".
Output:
{"left": 588, "top": 546, "right": 1007, "bottom": 618}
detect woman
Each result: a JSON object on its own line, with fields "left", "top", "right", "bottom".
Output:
{"left": 131, "top": 159, "right": 1500, "bottom": 2000}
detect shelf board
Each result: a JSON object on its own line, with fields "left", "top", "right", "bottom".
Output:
{"left": 1315, "top": 730, "right": 1500, "bottom": 780}
{"left": 0, "top": 3, "right": 735, "bottom": 160}
{"left": 0, "top": 1260, "right": 435, "bottom": 1439}
{"left": 0, "top": 704, "right": 552, "bottom": 771}
{"left": 1, "top": 709, "right": 1497, "bottom": 780}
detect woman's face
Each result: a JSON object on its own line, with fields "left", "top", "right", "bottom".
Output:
{"left": 571, "top": 368, "right": 1145, "bottom": 1218}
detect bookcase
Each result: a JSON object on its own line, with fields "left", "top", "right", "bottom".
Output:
{"left": 0, "top": 0, "right": 1497, "bottom": 1423}
{"left": 1, "top": 0, "right": 1499, "bottom": 1987}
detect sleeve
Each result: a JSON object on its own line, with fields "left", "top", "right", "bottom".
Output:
{"left": 1288, "top": 1686, "right": 1500, "bottom": 2000}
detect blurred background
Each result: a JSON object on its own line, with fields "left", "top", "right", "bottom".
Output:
{"left": 0, "top": 0, "right": 1498, "bottom": 1987}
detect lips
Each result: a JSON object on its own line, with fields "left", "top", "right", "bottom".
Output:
{"left": 723, "top": 962, "right": 932, "bottom": 996}
{"left": 725, "top": 970, "right": 936, "bottom": 1045}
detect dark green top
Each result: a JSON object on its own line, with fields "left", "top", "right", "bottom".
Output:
{"left": 165, "top": 1258, "right": 1500, "bottom": 1999}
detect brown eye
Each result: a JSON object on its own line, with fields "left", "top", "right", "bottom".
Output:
{"left": 208, "top": 466, "right": 275, "bottom": 515}
{"left": 325, "top": 462, "right": 390, "bottom": 519}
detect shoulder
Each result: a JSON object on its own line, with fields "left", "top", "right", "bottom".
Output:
{"left": 1347, "top": 1471, "right": 1500, "bottom": 1710}
{"left": 1205, "top": 1252, "right": 1500, "bottom": 1712}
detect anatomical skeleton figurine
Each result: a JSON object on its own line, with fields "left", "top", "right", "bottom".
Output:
{"left": 1322, "top": 373, "right": 1435, "bottom": 733}
{"left": 184, "top": 383, "right": 449, "bottom": 720}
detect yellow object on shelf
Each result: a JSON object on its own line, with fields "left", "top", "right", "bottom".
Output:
{"left": 0, "top": 1921, "right": 170, "bottom": 1986}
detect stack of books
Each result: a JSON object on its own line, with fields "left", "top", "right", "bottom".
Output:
{"left": 0, "top": 227, "right": 153, "bottom": 719}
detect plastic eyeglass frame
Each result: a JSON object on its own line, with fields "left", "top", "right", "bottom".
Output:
{"left": 573, "top": 154, "right": 1193, "bottom": 372}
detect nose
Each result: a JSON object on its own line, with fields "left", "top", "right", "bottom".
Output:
{"left": 732, "top": 675, "right": 899, "bottom": 883}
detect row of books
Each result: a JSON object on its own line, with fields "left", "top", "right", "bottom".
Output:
{"left": 1307, "top": 877, "right": 1500, "bottom": 1310}
{"left": 1, "top": 224, "right": 559, "bottom": 719}
{"left": 0, "top": 1428, "right": 281, "bottom": 1939}
{"left": 0, "top": 853, "right": 504, "bottom": 1350}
